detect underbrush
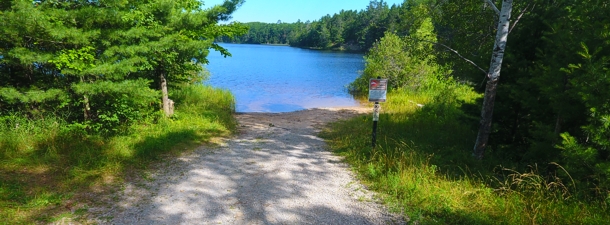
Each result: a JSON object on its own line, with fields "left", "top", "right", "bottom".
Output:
{"left": 0, "top": 85, "right": 235, "bottom": 224}
{"left": 321, "top": 87, "right": 609, "bottom": 224}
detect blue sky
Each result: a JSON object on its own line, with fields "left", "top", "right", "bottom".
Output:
{"left": 203, "top": 0, "right": 405, "bottom": 23}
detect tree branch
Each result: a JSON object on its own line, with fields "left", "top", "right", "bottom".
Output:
{"left": 406, "top": 37, "right": 487, "bottom": 75}
{"left": 509, "top": 3, "right": 534, "bottom": 34}
{"left": 485, "top": 0, "right": 500, "bottom": 15}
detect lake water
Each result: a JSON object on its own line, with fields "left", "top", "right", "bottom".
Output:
{"left": 205, "top": 43, "right": 364, "bottom": 113}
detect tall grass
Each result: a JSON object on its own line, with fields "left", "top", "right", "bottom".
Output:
{"left": 0, "top": 84, "right": 236, "bottom": 224}
{"left": 321, "top": 86, "right": 609, "bottom": 224}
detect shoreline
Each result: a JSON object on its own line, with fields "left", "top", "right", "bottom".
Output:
{"left": 215, "top": 42, "right": 365, "bottom": 53}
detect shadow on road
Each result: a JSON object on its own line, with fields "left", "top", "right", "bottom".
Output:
{"left": 99, "top": 108, "right": 401, "bottom": 224}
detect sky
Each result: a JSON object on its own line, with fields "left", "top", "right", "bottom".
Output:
{"left": 203, "top": 0, "right": 405, "bottom": 23}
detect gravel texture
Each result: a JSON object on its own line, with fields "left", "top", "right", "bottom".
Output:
{"left": 89, "top": 107, "right": 405, "bottom": 224}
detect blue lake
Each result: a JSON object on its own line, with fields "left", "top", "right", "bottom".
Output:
{"left": 205, "top": 43, "right": 365, "bottom": 113}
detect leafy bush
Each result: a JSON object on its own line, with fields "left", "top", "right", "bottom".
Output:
{"left": 72, "top": 79, "right": 159, "bottom": 133}
{"left": 349, "top": 18, "right": 440, "bottom": 93}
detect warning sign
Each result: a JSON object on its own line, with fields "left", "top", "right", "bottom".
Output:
{"left": 368, "top": 79, "right": 388, "bottom": 102}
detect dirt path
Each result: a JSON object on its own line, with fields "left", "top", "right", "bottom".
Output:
{"left": 89, "top": 107, "right": 405, "bottom": 224}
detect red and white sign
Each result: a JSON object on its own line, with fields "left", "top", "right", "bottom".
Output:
{"left": 369, "top": 79, "right": 388, "bottom": 102}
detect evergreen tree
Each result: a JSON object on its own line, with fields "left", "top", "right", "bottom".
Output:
{"left": 0, "top": 0, "right": 246, "bottom": 130}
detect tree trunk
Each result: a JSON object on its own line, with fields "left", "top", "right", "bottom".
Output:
{"left": 80, "top": 77, "right": 91, "bottom": 120}
{"left": 554, "top": 76, "right": 570, "bottom": 142}
{"left": 473, "top": 0, "right": 513, "bottom": 159}
{"left": 83, "top": 95, "right": 91, "bottom": 120}
{"left": 160, "top": 71, "right": 172, "bottom": 117}
{"left": 553, "top": 114, "right": 562, "bottom": 137}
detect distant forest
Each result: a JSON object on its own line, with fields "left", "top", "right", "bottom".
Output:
{"left": 216, "top": 0, "right": 403, "bottom": 51}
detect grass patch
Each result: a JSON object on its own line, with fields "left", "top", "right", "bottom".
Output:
{"left": 0, "top": 85, "right": 236, "bottom": 224}
{"left": 321, "top": 88, "right": 609, "bottom": 224}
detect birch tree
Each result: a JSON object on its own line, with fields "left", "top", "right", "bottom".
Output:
{"left": 473, "top": 0, "right": 513, "bottom": 159}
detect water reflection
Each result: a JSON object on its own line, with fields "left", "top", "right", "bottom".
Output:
{"left": 205, "top": 43, "right": 364, "bottom": 113}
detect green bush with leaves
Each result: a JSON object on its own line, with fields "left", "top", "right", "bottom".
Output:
{"left": 349, "top": 17, "right": 441, "bottom": 93}
{"left": 554, "top": 44, "right": 610, "bottom": 200}
{"left": 71, "top": 79, "right": 159, "bottom": 133}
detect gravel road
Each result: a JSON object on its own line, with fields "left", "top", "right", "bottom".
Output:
{"left": 90, "top": 108, "right": 405, "bottom": 224}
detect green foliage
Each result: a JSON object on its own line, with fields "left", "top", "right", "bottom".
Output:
{"left": 218, "top": 0, "right": 405, "bottom": 51}
{"left": 72, "top": 79, "right": 160, "bottom": 133}
{"left": 406, "top": 0, "right": 610, "bottom": 204}
{"left": 321, "top": 87, "right": 608, "bottom": 224}
{"left": 217, "top": 21, "right": 295, "bottom": 44}
{"left": 0, "top": 88, "right": 68, "bottom": 104}
{"left": 487, "top": 0, "right": 610, "bottom": 198}
{"left": 349, "top": 15, "right": 442, "bottom": 93}
{"left": 0, "top": 0, "right": 243, "bottom": 221}
{"left": 0, "top": 0, "right": 246, "bottom": 128}
{"left": 0, "top": 84, "right": 236, "bottom": 224}
{"left": 333, "top": 1, "right": 610, "bottom": 220}
{"left": 48, "top": 46, "right": 96, "bottom": 74}
{"left": 0, "top": 0, "right": 245, "bottom": 121}
{"left": 0, "top": 88, "right": 70, "bottom": 118}
{"left": 350, "top": 32, "right": 411, "bottom": 91}
{"left": 171, "top": 84, "right": 235, "bottom": 113}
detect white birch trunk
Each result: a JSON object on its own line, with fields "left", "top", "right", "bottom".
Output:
{"left": 473, "top": 0, "right": 513, "bottom": 159}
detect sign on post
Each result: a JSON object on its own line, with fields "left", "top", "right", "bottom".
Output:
{"left": 369, "top": 78, "right": 387, "bottom": 148}
{"left": 368, "top": 79, "right": 388, "bottom": 102}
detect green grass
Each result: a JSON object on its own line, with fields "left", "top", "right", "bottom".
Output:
{"left": 321, "top": 87, "right": 609, "bottom": 224}
{"left": 0, "top": 84, "right": 236, "bottom": 224}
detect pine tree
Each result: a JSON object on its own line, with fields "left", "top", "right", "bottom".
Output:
{"left": 0, "top": 0, "right": 247, "bottom": 129}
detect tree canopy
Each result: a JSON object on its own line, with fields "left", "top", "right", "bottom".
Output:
{"left": 297, "top": 0, "right": 609, "bottom": 200}
{"left": 0, "top": 0, "right": 247, "bottom": 131}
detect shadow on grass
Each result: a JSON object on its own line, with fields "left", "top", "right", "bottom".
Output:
{"left": 322, "top": 96, "right": 610, "bottom": 224}
{"left": 327, "top": 100, "right": 486, "bottom": 173}
{"left": 133, "top": 130, "right": 203, "bottom": 160}
{"left": 319, "top": 99, "right": 524, "bottom": 224}
{"left": 0, "top": 131, "right": 103, "bottom": 223}
{"left": 0, "top": 120, "right": 230, "bottom": 224}
{"left": 0, "top": 84, "right": 237, "bottom": 223}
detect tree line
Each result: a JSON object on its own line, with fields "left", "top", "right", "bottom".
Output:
{"left": 217, "top": 0, "right": 405, "bottom": 51}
